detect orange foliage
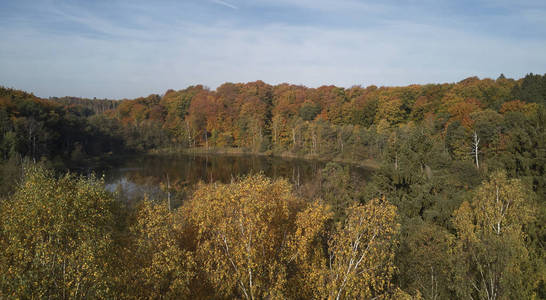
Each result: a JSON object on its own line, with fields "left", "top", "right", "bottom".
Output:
{"left": 448, "top": 98, "right": 482, "bottom": 128}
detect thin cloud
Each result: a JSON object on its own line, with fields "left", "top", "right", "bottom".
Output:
{"left": 1, "top": 0, "right": 545, "bottom": 98}
{"left": 2, "top": 19, "right": 545, "bottom": 99}
{"left": 212, "top": 0, "right": 239, "bottom": 10}
{"left": 248, "top": 0, "right": 390, "bottom": 14}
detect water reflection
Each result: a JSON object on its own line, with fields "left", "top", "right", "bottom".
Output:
{"left": 104, "top": 154, "right": 372, "bottom": 202}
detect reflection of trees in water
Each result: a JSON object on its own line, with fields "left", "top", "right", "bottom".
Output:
{"left": 106, "top": 154, "right": 373, "bottom": 202}
{"left": 126, "top": 172, "right": 162, "bottom": 186}
{"left": 107, "top": 177, "right": 164, "bottom": 206}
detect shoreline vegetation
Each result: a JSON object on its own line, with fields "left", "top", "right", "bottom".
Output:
{"left": 149, "top": 146, "right": 381, "bottom": 170}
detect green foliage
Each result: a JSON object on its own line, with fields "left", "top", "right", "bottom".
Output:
{"left": 299, "top": 101, "right": 321, "bottom": 121}
{"left": 0, "top": 87, "right": 127, "bottom": 165}
{"left": 512, "top": 73, "right": 546, "bottom": 105}
{"left": 397, "top": 220, "right": 456, "bottom": 299}
{"left": 0, "top": 155, "right": 22, "bottom": 196}
{"left": 498, "top": 107, "right": 546, "bottom": 200}
{"left": 315, "top": 162, "right": 359, "bottom": 221}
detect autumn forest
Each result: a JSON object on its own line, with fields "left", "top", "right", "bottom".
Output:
{"left": 1, "top": 73, "right": 545, "bottom": 299}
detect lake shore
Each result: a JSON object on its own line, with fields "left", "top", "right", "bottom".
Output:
{"left": 148, "top": 147, "right": 380, "bottom": 170}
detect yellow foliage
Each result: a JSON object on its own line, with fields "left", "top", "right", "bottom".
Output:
{"left": 184, "top": 174, "right": 333, "bottom": 299}
{"left": 452, "top": 170, "right": 537, "bottom": 299}
{"left": 322, "top": 197, "right": 400, "bottom": 300}
{"left": 0, "top": 166, "right": 116, "bottom": 298}
{"left": 123, "top": 200, "right": 195, "bottom": 299}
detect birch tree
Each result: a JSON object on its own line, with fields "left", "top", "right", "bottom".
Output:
{"left": 472, "top": 130, "right": 480, "bottom": 169}
{"left": 0, "top": 166, "right": 116, "bottom": 299}
{"left": 183, "top": 174, "right": 314, "bottom": 299}
{"left": 323, "top": 197, "right": 400, "bottom": 300}
{"left": 123, "top": 200, "right": 195, "bottom": 299}
{"left": 398, "top": 222, "right": 456, "bottom": 300}
{"left": 453, "top": 170, "right": 536, "bottom": 300}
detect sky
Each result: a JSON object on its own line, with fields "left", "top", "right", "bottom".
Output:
{"left": 0, "top": 0, "right": 545, "bottom": 99}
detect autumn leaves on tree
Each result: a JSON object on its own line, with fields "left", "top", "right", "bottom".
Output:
{"left": 3, "top": 167, "right": 540, "bottom": 299}
{"left": 182, "top": 175, "right": 401, "bottom": 299}
{"left": 0, "top": 169, "right": 403, "bottom": 299}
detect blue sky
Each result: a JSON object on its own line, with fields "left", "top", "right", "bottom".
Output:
{"left": 0, "top": 0, "right": 545, "bottom": 99}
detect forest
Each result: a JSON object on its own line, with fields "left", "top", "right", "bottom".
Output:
{"left": 0, "top": 73, "right": 545, "bottom": 299}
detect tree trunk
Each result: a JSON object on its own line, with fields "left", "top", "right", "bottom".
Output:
{"left": 473, "top": 131, "right": 480, "bottom": 169}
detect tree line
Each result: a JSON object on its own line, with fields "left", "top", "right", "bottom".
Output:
{"left": 2, "top": 74, "right": 546, "bottom": 167}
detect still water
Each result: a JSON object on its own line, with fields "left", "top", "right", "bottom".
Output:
{"left": 103, "top": 154, "right": 373, "bottom": 202}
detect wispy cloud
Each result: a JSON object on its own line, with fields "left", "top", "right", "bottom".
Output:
{"left": 212, "top": 0, "right": 238, "bottom": 10}
{"left": 0, "top": 0, "right": 545, "bottom": 98}
{"left": 248, "top": 0, "right": 389, "bottom": 14}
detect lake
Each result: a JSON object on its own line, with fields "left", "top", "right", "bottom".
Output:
{"left": 103, "top": 154, "right": 374, "bottom": 204}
